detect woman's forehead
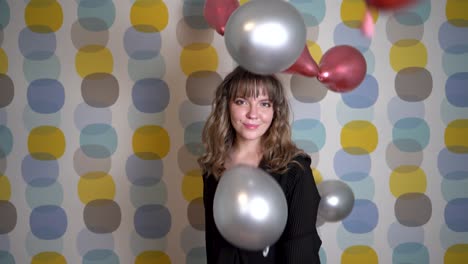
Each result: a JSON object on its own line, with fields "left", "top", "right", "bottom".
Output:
{"left": 233, "top": 84, "right": 271, "bottom": 98}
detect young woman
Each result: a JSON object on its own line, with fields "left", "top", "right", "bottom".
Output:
{"left": 198, "top": 66, "right": 322, "bottom": 263}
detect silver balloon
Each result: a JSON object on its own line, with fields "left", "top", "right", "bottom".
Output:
{"left": 224, "top": 0, "right": 306, "bottom": 75}
{"left": 213, "top": 165, "right": 288, "bottom": 251}
{"left": 317, "top": 180, "right": 355, "bottom": 222}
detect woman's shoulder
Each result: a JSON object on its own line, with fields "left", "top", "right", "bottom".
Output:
{"left": 274, "top": 153, "right": 312, "bottom": 194}
{"left": 290, "top": 153, "right": 312, "bottom": 170}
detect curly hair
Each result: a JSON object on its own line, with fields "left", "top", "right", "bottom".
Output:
{"left": 198, "top": 66, "right": 304, "bottom": 179}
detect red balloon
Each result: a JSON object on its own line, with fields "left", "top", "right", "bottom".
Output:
{"left": 283, "top": 46, "right": 319, "bottom": 77}
{"left": 366, "top": 0, "right": 418, "bottom": 10}
{"left": 317, "top": 45, "right": 367, "bottom": 93}
{"left": 204, "top": 0, "right": 239, "bottom": 36}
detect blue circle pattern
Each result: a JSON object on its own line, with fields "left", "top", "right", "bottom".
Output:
{"left": 290, "top": 0, "right": 326, "bottom": 27}
{"left": 134, "top": 204, "right": 172, "bottom": 239}
{"left": 333, "top": 7, "right": 378, "bottom": 260}
{"left": 392, "top": 117, "right": 430, "bottom": 152}
{"left": 21, "top": 155, "right": 59, "bottom": 187}
{"left": 72, "top": 0, "right": 121, "bottom": 260}
{"left": 291, "top": 119, "right": 326, "bottom": 153}
{"left": 27, "top": 79, "right": 65, "bottom": 114}
{"left": 0, "top": 0, "right": 10, "bottom": 30}
{"left": 182, "top": 0, "right": 209, "bottom": 29}
{"left": 124, "top": 0, "right": 172, "bottom": 258}
{"left": 18, "top": 1, "right": 67, "bottom": 260}
{"left": 445, "top": 72, "right": 468, "bottom": 107}
{"left": 0, "top": 2, "right": 13, "bottom": 261}
{"left": 342, "top": 199, "right": 379, "bottom": 234}
{"left": 445, "top": 198, "right": 468, "bottom": 232}
{"left": 124, "top": 27, "right": 162, "bottom": 60}
{"left": 78, "top": 0, "right": 116, "bottom": 32}
{"left": 334, "top": 150, "right": 371, "bottom": 182}
{"left": 30, "top": 205, "right": 67, "bottom": 240}
{"left": 80, "top": 124, "right": 118, "bottom": 159}
{"left": 126, "top": 154, "right": 164, "bottom": 186}
{"left": 0, "top": 251, "right": 14, "bottom": 264}
{"left": 0, "top": 125, "right": 12, "bottom": 158}
{"left": 184, "top": 121, "right": 205, "bottom": 156}
{"left": 83, "top": 249, "right": 119, "bottom": 264}
{"left": 393, "top": 243, "right": 429, "bottom": 264}
{"left": 132, "top": 78, "right": 170, "bottom": 113}
{"left": 437, "top": 0, "right": 468, "bottom": 254}
{"left": 18, "top": 28, "right": 56, "bottom": 60}
{"left": 387, "top": 2, "right": 434, "bottom": 261}
{"left": 3, "top": 0, "right": 465, "bottom": 263}
{"left": 342, "top": 76, "right": 379, "bottom": 109}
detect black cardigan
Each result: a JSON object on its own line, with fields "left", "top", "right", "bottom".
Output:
{"left": 203, "top": 154, "right": 322, "bottom": 264}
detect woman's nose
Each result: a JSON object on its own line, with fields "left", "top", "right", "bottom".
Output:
{"left": 247, "top": 105, "right": 258, "bottom": 119}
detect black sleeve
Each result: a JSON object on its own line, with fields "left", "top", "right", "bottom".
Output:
{"left": 278, "top": 155, "right": 322, "bottom": 264}
{"left": 203, "top": 173, "right": 216, "bottom": 264}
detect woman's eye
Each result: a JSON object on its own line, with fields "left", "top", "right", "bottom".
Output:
{"left": 234, "top": 99, "right": 246, "bottom": 105}
{"left": 261, "top": 102, "right": 272, "bottom": 107}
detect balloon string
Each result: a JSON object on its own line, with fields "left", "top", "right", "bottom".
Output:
{"left": 262, "top": 246, "right": 270, "bottom": 257}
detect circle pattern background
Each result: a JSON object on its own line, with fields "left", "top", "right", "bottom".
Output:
{"left": 0, "top": 0, "right": 466, "bottom": 263}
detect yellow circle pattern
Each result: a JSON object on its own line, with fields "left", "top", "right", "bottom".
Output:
{"left": 341, "top": 121, "right": 378, "bottom": 154}
{"left": 390, "top": 166, "right": 427, "bottom": 197}
{"left": 0, "top": 49, "right": 7, "bottom": 74}
{"left": 31, "top": 252, "right": 67, "bottom": 264}
{"left": 312, "top": 168, "right": 323, "bottom": 185}
{"left": 342, "top": 245, "right": 378, "bottom": 264}
{"left": 307, "top": 40, "right": 323, "bottom": 63}
{"left": 181, "top": 169, "right": 203, "bottom": 202}
{"left": 78, "top": 172, "right": 116, "bottom": 204}
{"left": 445, "top": 244, "right": 468, "bottom": 264}
{"left": 25, "top": 0, "right": 63, "bottom": 33}
{"left": 340, "top": 0, "right": 378, "bottom": 28}
{"left": 445, "top": 119, "right": 468, "bottom": 153}
{"left": 131, "top": 0, "right": 169, "bottom": 32}
{"left": 133, "top": 125, "right": 170, "bottom": 160}
{"left": 390, "top": 40, "right": 427, "bottom": 71}
{"left": 28, "top": 126, "right": 66, "bottom": 160}
{"left": 180, "top": 43, "right": 218, "bottom": 76}
{"left": 446, "top": 0, "right": 468, "bottom": 27}
{"left": 136, "top": 251, "right": 171, "bottom": 264}
{"left": 0, "top": 175, "right": 11, "bottom": 201}
{"left": 75, "top": 45, "right": 113, "bottom": 78}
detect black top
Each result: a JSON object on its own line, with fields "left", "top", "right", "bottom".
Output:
{"left": 203, "top": 154, "right": 322, "bottom": 264}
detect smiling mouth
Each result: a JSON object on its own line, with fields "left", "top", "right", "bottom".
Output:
{"left": 244, "top": 124, "right": 260, "bottom": 129}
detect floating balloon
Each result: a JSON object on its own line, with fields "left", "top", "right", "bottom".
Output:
{"left": 362, "top": 0, "right": 419, "bottom": 38}
{"left": 213, "top": 165, "right": 288, "bottom": 251}
{"left": 224, "top": 0, "right": 307, "bottom": 75}
{"left": 204, "top": 0, "right": 239, "bottom": 36}
{"left": 317, "top": 180, "right": 355, "bottom": 222}
{"left": 366, "top": 0, "right": 418, "bottom": 10}
{"left": 284, "top": 45, "right": 319, "bottom": 77}
{"left": 317, "top": 45, "right": 367, "bottom": 93}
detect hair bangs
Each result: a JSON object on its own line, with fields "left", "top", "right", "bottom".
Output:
{"left": 227, "top": 73, "right": 281, "bottom": 105}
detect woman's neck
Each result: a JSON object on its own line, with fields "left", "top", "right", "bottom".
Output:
{"left": 226, "top": 140, "right": 263, "bottom": 169}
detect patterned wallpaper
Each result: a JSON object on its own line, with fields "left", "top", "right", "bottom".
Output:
{"left": 0, "top": 0, "right": 467, "bottom": 263}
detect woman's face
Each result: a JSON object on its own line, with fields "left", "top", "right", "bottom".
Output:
{"left": 229, "top": 91, "right": 274, "bottom": 146}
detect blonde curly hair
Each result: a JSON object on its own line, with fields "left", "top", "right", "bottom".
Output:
{"left": 198, "top": 66, "right": 304, "bottom": 179}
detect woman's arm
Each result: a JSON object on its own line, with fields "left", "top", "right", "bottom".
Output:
{"left": 279, "top": 155, "right": 322, "bottom": 263}
{"left": 203, "top": 174, "right": 216, "bottom": 264}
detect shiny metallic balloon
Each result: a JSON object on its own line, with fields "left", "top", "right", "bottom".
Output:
{"left": 317, "top": 180, "right": 355, "bottom": 222}
{"left": 213, "top": 165, "right": 288, "bottom": 251}
{"left": 224, "top": 0, "right": 306, "bottom": 75}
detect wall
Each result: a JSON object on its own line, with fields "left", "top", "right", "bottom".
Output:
{"left": 0, "top": 0, "right": 467, "bottom": 263}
